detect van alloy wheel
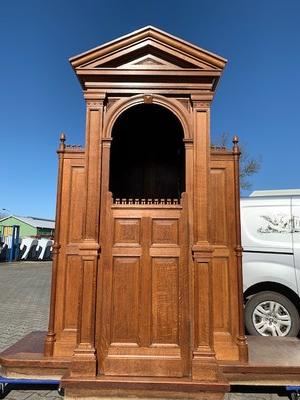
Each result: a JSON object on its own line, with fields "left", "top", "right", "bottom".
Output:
{"left": 252, "top": 300, "right": 291, "bottom": 336}
{"left": 245, "top": 291, "right": 300, "bottom": 337}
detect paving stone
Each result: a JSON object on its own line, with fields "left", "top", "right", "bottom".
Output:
{"left": 3, "top": 391, "right": 61, "bottom": 400}
{"left": 226, "top": 394, "right": 271, "bottom": 399}
{"left": 0, "top": 262, "right": 51, "bottom": 353}
{"left": 239, "top": 395, "right": 292, "bottom": 399}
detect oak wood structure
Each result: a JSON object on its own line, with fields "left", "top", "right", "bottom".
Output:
{"left": 0, "top": 27, "right": 258, "bottom": 399}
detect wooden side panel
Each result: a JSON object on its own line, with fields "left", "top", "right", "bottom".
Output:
{"left": 68, "top": 167, "right": 85, "bottom": 243}
{"left": 194, "top": 261, "right": 210, "bottom": 348}
{"left": 210, "top": 169, "right": 227, "bottom": 246}
{"left": 212, "top": 258, "right": 230, "bottom": 331}
{"left": 210, "top": 154, "right": 239, "bottom": 361}
{"left": 64, "top": 255, "right": 81, "bottom": 329}
{"left": 53, "top": 153, "right": 85, "bottom": 357}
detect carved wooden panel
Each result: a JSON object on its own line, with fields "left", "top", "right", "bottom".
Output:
{"left": 212, "top": 258, "right": 230, "bottom": 331}
{"left": 63, "top": 255, "right": 81, "bottom": 329}
{"left": 194, "top": 262, "right": 210, "bottom": 349}
{"left": 111, "top": 257, "right": 140, "bottom": 343}
{"left": 68, "top": 167, "right": 85, "bottom": 243}
{"left": 114, "top": 219, "right": 140, "bottom": 245}
{"left": 210, "top": 169, "right": 227, "bottom": 245}
{"left": 152, "top": 219, "right": 178, "bottom": 245}
{"left": 151, "top": 257, "right": 179, "bottom": 344}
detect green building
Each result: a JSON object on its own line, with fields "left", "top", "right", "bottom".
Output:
{"left": 0, "top": 215, "right": 55, "bottom": 239}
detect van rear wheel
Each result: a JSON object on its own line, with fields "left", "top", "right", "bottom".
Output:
{"left": 245, "top": 291, "right": 300, "bottom": 336}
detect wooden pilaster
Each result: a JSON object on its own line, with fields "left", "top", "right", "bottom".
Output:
{"left": 191, "top": 98, "right": 219, "bottom": 381}
{"left": 70, "top": 92, "right": 105, "bottom": 377}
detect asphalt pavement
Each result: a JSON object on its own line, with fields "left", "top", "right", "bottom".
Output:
{"left": 0, "top": 261, "right": 292, "bottom": 399}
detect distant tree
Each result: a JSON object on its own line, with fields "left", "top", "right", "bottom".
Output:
{"left": 0, "top": 210, "right": 9, "bottom": 220}
{"left": 213, "top": 133, "right": 261, "bottom": 190}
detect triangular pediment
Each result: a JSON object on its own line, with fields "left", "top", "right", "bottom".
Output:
{"left": 70, "top": 26, "right": 227, "bottom": 72}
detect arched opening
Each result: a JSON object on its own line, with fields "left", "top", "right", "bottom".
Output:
{"left": 109, "top": 104, "right": 185, "bottom": 200}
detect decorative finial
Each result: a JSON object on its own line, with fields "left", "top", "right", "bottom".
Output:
{"left": 60, "top": 132, "right": 66, "bottom": 143}
{"left": 59, "top": 132, "right": 66, "bottom": 152}
{"left": 232, "top": 135, "right": 240, "bottom": 153}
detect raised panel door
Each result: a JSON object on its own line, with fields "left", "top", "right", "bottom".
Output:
{"left": 96, "top": 197, "right": 189, "bottom": 377}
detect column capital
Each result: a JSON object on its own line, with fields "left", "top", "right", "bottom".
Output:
{"left": 84, "top": 92, "right": 106, "bottom": 108}
{"left": 191, "top": 94, "right": 212, "bottom": 109}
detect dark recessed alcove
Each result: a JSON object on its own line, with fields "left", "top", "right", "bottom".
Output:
{"left": 109, "top": 104, "right": 185, "bottom": 199}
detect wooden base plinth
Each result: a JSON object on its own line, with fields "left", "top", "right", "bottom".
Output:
{"left": 221, "top": 336, "right": 300, "bottom": 385}
{"left": 3, "top": 332, "right": 300, "bottom": 391}
{"left": 192, "top": 350, "right": 223, "bottom": 382}
{"left": 192, "top": 360, "right": 221, "bottom": 382}
{"left": 0, "top": 331, "right": 71, "bottom": 379}
{"left": 62, "top": 375, "right": 229, "bottom": 400}
{"left": 70, "top": 354, "right": 97, "bottom": 377}
{"left": 65, "top": 390, "right": 225, "bottom": 400}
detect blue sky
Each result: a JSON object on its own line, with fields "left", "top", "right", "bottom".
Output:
{"left": 1, "top": 0, "right": 299, "bottom": 219}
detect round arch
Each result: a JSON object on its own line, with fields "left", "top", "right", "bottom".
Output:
{"left": 109, "top": 103, "right": 186, "bottom": 200}
{"left": 104, "top": 94, "right": 191, "bottom": 141}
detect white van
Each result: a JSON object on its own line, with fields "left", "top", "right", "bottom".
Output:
{"left": 241, "top": 189, "right": 300, "bottom": 337}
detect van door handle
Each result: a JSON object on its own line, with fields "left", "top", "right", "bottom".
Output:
{"left": 291, "top": 216, "right": 295, "bottom": 233}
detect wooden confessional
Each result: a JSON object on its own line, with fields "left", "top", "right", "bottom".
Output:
{"left": 4, "top": 27, "right": 300, "bottom": 398}
{"left": 14, "top": 27, "right": 250, "bottom": 398}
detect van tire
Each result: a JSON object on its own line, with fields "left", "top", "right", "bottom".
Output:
{"left": 245, "top": 291, "right": 300, "bottom": 337}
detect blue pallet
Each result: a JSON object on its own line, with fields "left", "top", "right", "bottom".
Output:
{"left": 0, "top": 377, "right": 59, "bottom": 385}
{"left": 286, "top": 387, "right": 300, "bottom": 400}
{"left": 0, "top": 376, "right": 61, "bottom": 397}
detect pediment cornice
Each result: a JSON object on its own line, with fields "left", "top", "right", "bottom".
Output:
{"left": 70, "top": 26, "right": 227, "bottom": 72}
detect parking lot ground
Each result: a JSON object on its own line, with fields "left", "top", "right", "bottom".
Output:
{"left": 0, "top": 261, "right": 292, "bottom": 399}
{"left": 0, "top": 261, "right": 60, "bottom": 399}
